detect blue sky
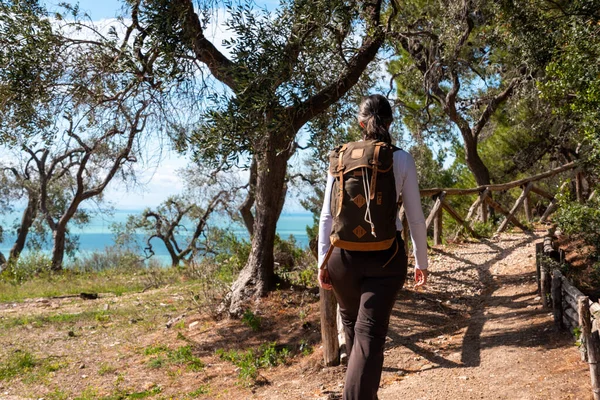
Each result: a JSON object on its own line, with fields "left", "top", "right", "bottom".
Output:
{"left": 44, "top": 0, "right": 280, "bottom": 19}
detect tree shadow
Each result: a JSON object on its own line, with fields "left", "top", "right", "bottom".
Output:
{"left": 388, "top": 233, "right": 549, "bottom": 370}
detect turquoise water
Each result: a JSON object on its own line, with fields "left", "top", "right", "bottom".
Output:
{"left": 0, "top": 210, "right": 314, "bottom": 265}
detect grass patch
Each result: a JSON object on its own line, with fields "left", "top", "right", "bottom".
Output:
{"left": 188, "top": 385, "right": 210, "bottom": 396}
{"left": 98, "top": 363, "right": 116, "bottom": 376}
{"left": 0, "top": 310, "right": 115, "bottom": 329}
{"left": 0, "top": 350, "right": 37, "bottom": 381}
{"left": 0, "top": 269, "right": 147, "bottom": 303}
{"left": 241, "top": 309, "right": 261, "bottom": 331}
{"left": 216, "top": 342, "right": 290, "bottom": 386}
{"left": 0, "top": 350, "right": 67, "bottom": 385}
{"left": 145, "top": 345, "right": 204, "bottom": 372}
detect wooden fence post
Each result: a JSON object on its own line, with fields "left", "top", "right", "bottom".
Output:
{"left": 540, "top": 259, "right": 551, "bottom": 308}
{"left": 497, "top": 182, "right": 533, "bottom": 234}
{"left": 535, "top": 242, "right": 543, "bottom": 295}
{"left": 541, "top": 181, "right": 569, "bottom": 223}
{"left": 576, "top": 172, "right": 584, "bottom": 204}
{"left": 524, "top": 186, "right": 532, "bottom": 222}
{"left": 551, "top": 269, "right": 563, "bottom": 330}
{"left": 434, "top": 205, "right": 443, "bottom": 246}
{"left": 579, "top": 296, "right": 600, "bottom": 400}
{"left": 320, "top": 288, "right": 340, "bottom": 366}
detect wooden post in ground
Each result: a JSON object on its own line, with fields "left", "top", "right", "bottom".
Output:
{"left": 535, "top": 242, "right": 543, "bottom": 295}
{"left": 480, "top": 194, "right": 489, "bottom": 223}
{"left": 426, "top": 192, "right": 446, "bottom": 230}
{"left": 578, "top": 296, "right": 600, "bottom": 400}
{"left": 541, "top": 182, "right": 569, "bottom": 223}
{"left": 434, "top": 205, "right": 443, "bottom": 246}
{"left": 523, "top": 186, "right": 532, "bottom": 222}
{"left": 540, "top": 259, "right": 551, "bottom": 308}
{"left": 576, "top": 172, "right": 584, "bottom": 204}
{"left": 319, "top": 288, "right": 339, "bottom": 366}
{"left": 551, "top": 269, "right": 563, "bottom": 330}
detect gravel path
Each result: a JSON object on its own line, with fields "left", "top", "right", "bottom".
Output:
{"left": 256, "top": 229, "right": 592, "bottom": 399}
{"left": 377, "top": 229, "right": 591, "bottom": 400}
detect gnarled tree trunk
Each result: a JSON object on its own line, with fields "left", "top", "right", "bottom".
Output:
{"left": 8, "top": 191, "right": 38, "bottom": 266}
{"left": 228, "top": 132, "right": 291, "bottom": 316}
{"left": 51, "top": 225, "right": 67, "bottom": 271}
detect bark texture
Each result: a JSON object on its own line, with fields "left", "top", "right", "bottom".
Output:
{"left": 228, "top": 133, "right": 291, "bottom": 316}
{"left": 8, "top": 191, "right": 37, "bottom": 265}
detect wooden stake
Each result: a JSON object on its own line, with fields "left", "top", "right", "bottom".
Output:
{"left": 579, "top": 296, "right": 600, "bottom": 400}
{"left": 434, "top": 204, "right": 443, "bottom": 246}
{"left": 524, "top": 188, "right": 532, "bottom": 222}
{"left": 551, "top": 269, "right": 563, "bottom": 330}
{"left": 320, "top": 288, "right": 339, "bottom": 366}
{"left": 484, "top": 196, "right": 530, "bottom": 232}
{"left": 576, "top": 172, "right": 584, "bottom": 204}
{"left": 441, "top": 200, "right": 479, "bottom": 238}
{"left": 535, "top": 242, "right": 543, "bottom": 295}
{"left": 497, "top": 183, "right": 534, "bottom": 234}
{"left": 425, "top": 192, "right": 446, "bottom": 230}
{"left": 540, "top": 260, "right": 551, "bottom": 308}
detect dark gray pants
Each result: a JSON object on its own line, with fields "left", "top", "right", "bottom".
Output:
{"left": 328, "top": 233, "right": 408, "bottom": 400}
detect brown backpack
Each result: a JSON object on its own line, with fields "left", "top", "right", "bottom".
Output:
{"left": 320, "top": 140, "right": 399, "bottom": 268}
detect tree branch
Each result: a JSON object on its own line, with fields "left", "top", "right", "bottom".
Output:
{"left": 292, "top": 0, "right": 385, "bottom": 128}
{"left": 171, "top": 0, "right": 239, "bottom": 91}
{"left": 471, "top": 78, "right": 519, "bottom": 139}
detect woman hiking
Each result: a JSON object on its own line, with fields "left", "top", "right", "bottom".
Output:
{"left": 317, "top": 94, "right": 429, "bottom": 400}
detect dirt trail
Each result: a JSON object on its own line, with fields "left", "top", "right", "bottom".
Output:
{"left": 255, "top": 229, "right": 592, "bottom": 400}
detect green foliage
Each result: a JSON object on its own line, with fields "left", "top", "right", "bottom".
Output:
{"left": 471, "top": 220, "right": 495, "bottom": 239}
{"left": 241, "top": 309, "right": 262, "bottom": 331}
{"left": 1, "top": 251, "right": 53, "bottom": 283}
{"left": 145, "top": 345, "right": 204, "bottom": 372}
{"left": 208, "top": 228, "right": 251, "bottom": 282}
{"left": 69, "top": 248, "right": 146, "bottom": 273}
{"left": 0, "top": 0, "right": 62, "bottom": 144}
{"left": 188, "top": 385, "right": 210, "bottom": 396}
{"left": 299, "top": 339, "right": 313, "bottom": 356}
{"left": 98, "top": 363, "right": 116, "bottom": 376}
{"left": 216, "top": 342, "right": 290, "bottom": 386}
{"left": 555, "top": 186, "right": 600, "bottom": 286}
{"left": 555, "top": 190, "right": 600, "bottom": 249}
{"left": 0, "top": 350, "right": 36, "bottom": 381}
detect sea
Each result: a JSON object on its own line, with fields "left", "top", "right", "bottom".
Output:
{"left": 0, "top": 210, "right": 314, "bottom": 266}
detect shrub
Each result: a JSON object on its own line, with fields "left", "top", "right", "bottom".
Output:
{"left": 1, "top": 252, "right": 52, "bottom": 283}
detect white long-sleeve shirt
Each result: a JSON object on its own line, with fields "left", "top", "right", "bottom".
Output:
{"left": 318, "top": 149, "right": 428, "bottom": 270}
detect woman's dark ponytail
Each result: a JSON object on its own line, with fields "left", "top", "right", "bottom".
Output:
{"left": 357, "top": 94, "right": 394, "bottom": 144}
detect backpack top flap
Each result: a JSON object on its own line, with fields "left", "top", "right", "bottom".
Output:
{"left": 328, "top": 140, "right": 395, "bottom": 176}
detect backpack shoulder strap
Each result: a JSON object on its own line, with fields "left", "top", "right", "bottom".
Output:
{"left": 334, "top": 143, "right": 348, "bottom": 216}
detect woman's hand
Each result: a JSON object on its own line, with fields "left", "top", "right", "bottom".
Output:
{"left": 318, "top": 268, "right": 333, "bottom": 290}
{"left": 414, "top": 268, "right": 428, "bottom": 289}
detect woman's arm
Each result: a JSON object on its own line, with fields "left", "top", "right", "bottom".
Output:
{"left": 317, "top": 173, "right": 335, "bottom": 269}
{"left": 398, "top": 152, "right": 429, "bottom": 270}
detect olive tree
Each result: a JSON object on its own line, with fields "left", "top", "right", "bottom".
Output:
{"left": 136, "top": 0, "right": 393, "bottom": 314}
